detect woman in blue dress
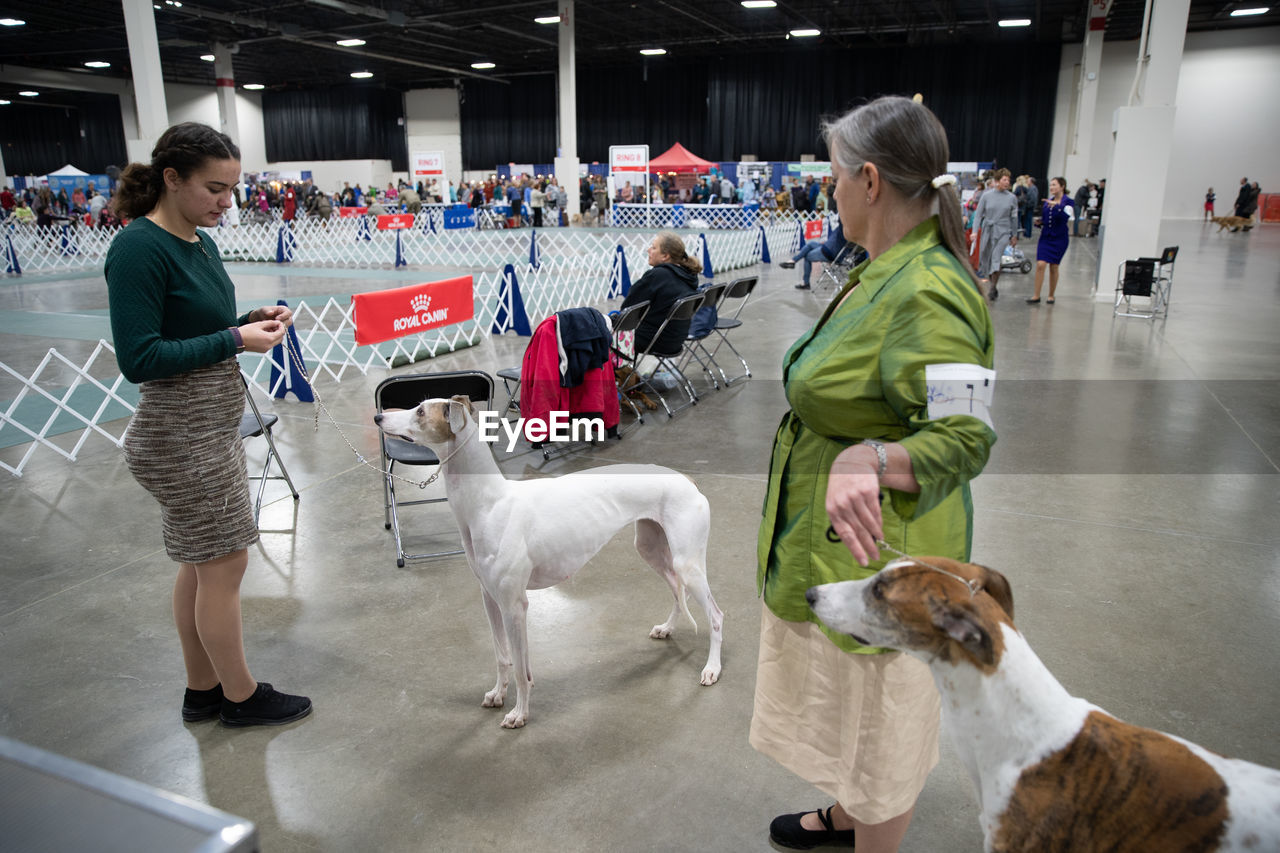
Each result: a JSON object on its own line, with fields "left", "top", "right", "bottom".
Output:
{"left": 1028, "top": 177, "right": 1073, "bottom": 304}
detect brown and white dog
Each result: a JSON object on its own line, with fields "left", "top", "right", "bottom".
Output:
{"left": 807, "top": 557, "right": 1280, "bottom": 852}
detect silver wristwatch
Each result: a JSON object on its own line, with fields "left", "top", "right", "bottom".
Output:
{"left": 860, "top": 439, "right": 888, "bottom": 478}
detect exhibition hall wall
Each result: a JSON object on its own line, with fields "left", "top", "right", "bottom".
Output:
{"left": 1049, "top": 26, "right": 1280, "bottom": 220}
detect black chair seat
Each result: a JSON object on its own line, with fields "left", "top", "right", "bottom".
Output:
{"left": 715, "top": 318, "right": 742, "bottom": 331}
{"left": 497, "top": 366, "right": 521, "bottom": 381}
{"left": 239, "top": 411, "right": 278, "bottom": 439}
{"left": 383, "top": 436, "right": 439, "bottom": 465}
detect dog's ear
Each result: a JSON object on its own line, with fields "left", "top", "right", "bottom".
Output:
{"left": 973, "top": 563, "right": 1014, "bottom": 620}
{"left": 930, "top": 601, "right": 995, "bottom": 667}
{"left": 447, "top": 395, "right": 471, "bottom": 435}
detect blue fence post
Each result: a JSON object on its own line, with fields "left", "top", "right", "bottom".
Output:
{"left": 275, "top": 223, "right": 295, "bottom": 263}
{"left": 3, "top": 230, "right": 21, "bottom": 275}
{"left": 699, "top": 233, "right": 714, "bottom": 279}
{"left": 357, "top": 216, "right": 372, "bottom": 241}
{"left": 608, "top": 244, "right": 632, "bottom": 299}
{"left": 394, "top": 229, "right": 406, "bottom": 267}
{"left": 758, "top": 225, "right": 771, "bottom": 264}
{"left": 528, "top": 229, "right": 540, "bottom": 270}
{"left": 492, "top": 263, "right": 533, "bottom": 335}
{"left": 268, "top": 300, "right": 315, "bottom": 402}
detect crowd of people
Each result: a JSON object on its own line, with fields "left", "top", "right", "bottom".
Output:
{"left": 0, "top": 181, "right": 121, "bottom": 229}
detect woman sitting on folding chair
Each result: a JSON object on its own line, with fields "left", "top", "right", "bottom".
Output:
{"left": 779, "top": 215, "right": 849, "bottom": 290}
{"left": 620, "top": 231, "right": 702, "bottom": 356}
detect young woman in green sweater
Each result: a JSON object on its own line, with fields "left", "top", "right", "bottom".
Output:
{"left": 106, "top": 122, "right": 311, "bottom": 727}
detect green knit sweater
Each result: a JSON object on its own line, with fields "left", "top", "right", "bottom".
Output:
{"left": 105, "top": 217, "right": 251, "bottom": 383}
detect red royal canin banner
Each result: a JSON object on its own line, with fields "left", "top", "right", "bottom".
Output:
{"left": 804, "top": 220, "right": 824, "bottom": 240}
{"left": 376, "top": 213, "right": 415, "bottom": 230}
{"left": 338, "top": 206, "right": 368, "bottom": 218}
{"left": 352, "top": 276, "right": 475, "bottom": 346}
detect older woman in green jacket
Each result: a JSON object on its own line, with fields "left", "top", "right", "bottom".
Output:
{"left": 752, "top": 96, "right": 996, "bottom": 853}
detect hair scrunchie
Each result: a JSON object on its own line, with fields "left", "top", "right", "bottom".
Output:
{"left": 931, "top": 174, "right": 958, "bottom": 189}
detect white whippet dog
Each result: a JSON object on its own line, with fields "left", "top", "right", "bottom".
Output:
{"left": 807, "top": 557, "right": 1280, "bottom": 852}
{"left": 374, "top": 395, "right": 723, "bottom": 728}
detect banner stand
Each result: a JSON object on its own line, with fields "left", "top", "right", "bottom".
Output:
{"left": 269, "top": 300, "right": 314, "bottom": 402}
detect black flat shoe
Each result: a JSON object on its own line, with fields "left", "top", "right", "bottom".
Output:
{"left": 1046, "top": 298, "right": 1055, "bottom": 304}
{"left": 769, "top": 806, "right": 856, "bottom": 850}
{"left": 220, "top": 682, "right": 312, "bottom": 727}
{"left": 1026, "top": 297, "right": 1040, "bottom": 304}
{"left": 779, "top": 261, "right": 796, "bottom": 269}
{"left": 795, "top": 283, "right": 811, "bottom": 290}
{"left": 182, "top": 684, "right": 224, "bottom": 722}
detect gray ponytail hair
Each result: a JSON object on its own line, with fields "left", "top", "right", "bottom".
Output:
{"left": 822, "top": 96, "right": 978, "bottom": 290}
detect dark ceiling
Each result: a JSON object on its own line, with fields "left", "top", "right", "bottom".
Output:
{"left": 0, "top": 0, "right": 1275, "bottom": 98}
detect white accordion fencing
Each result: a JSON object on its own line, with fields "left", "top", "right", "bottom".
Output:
{"left": 1, "top": 203, "right": 829, "bottom": 475}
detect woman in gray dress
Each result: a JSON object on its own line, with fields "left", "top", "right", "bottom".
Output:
{"left": 971, "top": 168, "right": 1019, "bottom": 300}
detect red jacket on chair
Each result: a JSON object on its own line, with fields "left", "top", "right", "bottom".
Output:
{"left": 519, "top": 315, "right": 620, "bottom": 440}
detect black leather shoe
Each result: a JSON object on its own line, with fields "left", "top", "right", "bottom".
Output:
{"left": 795, "top": 282, "right": 811, "bottom": 290}
{"left": 779, "top": 261, "right": 796, "bottom": 269}
{"left": 989, "top": 285, "right": 999, "bottom": 301}
{"left": 220, "top": 682, "right": 312, "bottom": 727}
{"left": 182, "top": 684, "right": 224, "bottom": 722}
{"left": 769, "top": 806, "right": 856, "bottom": 849}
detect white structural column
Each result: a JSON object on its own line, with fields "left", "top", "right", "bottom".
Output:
{"left": 553, "top": 1, "right": 581, "bottom": 219}
{"left": 121, "top": 0, "right": 169, "bottom": 162}
{"left": 213, "top": 43, "right": 240, "bottom": 145}
{"left": 1063, "top": 0, "right": 1111, "bottom": 185}
{"left": 1093, "top": 0, "right": 1191, "bottom": 298}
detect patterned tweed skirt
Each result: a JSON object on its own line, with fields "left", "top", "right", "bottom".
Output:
{"left": 123, "top": 358, "right": 259, "bottom": 564}
{"left": 749, "top": 605, "right": 941, "bottom": 825}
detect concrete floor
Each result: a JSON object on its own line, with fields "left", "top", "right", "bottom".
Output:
{"left": 1, "top": 220, "right": 1278, "bottom": 852}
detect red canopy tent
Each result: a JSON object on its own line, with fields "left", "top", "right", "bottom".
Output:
{"left": 648, "top": 142, "right": 716, "bottom": 174}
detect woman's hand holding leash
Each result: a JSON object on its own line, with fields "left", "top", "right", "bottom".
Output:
{"left": 826, "top": 445, "right": 884, "bottom": 567}
{"left": 250, "top": 305, "right": 293, "bottom": 326}
{"left": 239, "top": 320, "right": 287, "bottom": 353}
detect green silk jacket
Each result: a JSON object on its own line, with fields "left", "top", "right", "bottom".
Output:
{"left": 757, "top": 217, "right": 997, "bottom": 653}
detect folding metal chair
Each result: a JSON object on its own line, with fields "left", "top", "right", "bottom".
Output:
{"left": 704, "top": 276, "right": 757, "bottom": 386}
{"left": 609, "top": 300, "right": 651, "bottom": 431}
{"left": 1114, "top": 246, "right": 1177, "bottom": 319}
{"left": 631, "top": 291, "right": 708, "bottom": 418}
{"left": 238, "top": 375, "right": 299, "bottom": 526}
{"left": 815, "top": 243, "right": 860, "bottom": 292}
{"left": 677, "top": 282, "right": 729, "bottom": 391}
{"left": 374, "top": 370, "right": 494, "bottom": 567}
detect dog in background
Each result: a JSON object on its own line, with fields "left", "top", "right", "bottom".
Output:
{"left": 615, "top": 363, "right": 659, "bottom": 411}
{"left": 807, "top": 557, "right": 1280, "bottom": 852}
{"left": 1212, "top": 215, "right": 1254, "bottom": 232}
{"left": 374, "top": 396, "right": 723, "bottom": 729}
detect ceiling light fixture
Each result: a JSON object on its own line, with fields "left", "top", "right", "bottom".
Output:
{"left": 19, "top": 91, "right": 39, "bottom": 97}
{"left": 741, "top": 1, "right": 778, "bottom": 7}
{"left": 789, "top": 28, "right": 821, "bottom": 36}
{"left": 0, "top": 99, "right": 10, "bottom": 105}
{"left": 534, "top": 16, "right": 560, "bottom": 24}
{"left": 640, "top": 48, "right": 667, "bottom": 55}
{"left": 1229, "top": 6, "right": 1268, "bottom": 14}
{"left": 243, "top": 83, "right": 265, "bottom": 90}
{"left": 0, "top": 17, "right": 26, "bottom": 25}
{"left": 350, "top": 70, "right": 373, "bottom": 79}
{"left": 84, "top": 61, "right": 111, "bottom": 68}
{"left": 470, "top": 62, "right": 496, "bottom": 69}
{"left": 336, "top": 38, "right": 366, "bottom": 46}
{"left": 998, "top": 18, "right": 1032, "bottom": 26}
{"left": 201, "top": 54, "right": 215, "bottom": 61}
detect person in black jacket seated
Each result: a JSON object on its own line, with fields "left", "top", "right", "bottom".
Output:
{"left": 621, "top": 231, "right": 702, "bottom": 355}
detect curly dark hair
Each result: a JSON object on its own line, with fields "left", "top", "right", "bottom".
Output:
{"left": 111, "top": 123, "right": 240, "bottom": 220}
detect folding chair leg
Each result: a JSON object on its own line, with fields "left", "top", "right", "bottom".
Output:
{"left": 707, "top": 331, "right": 751, "bottom": 385}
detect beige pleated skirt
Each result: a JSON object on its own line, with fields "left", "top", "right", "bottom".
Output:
{"left": 123, "top": 358, "right": 259, "bottom": 564}
{"left": 749, "top": 605, "right": 941, "bottom": 825}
